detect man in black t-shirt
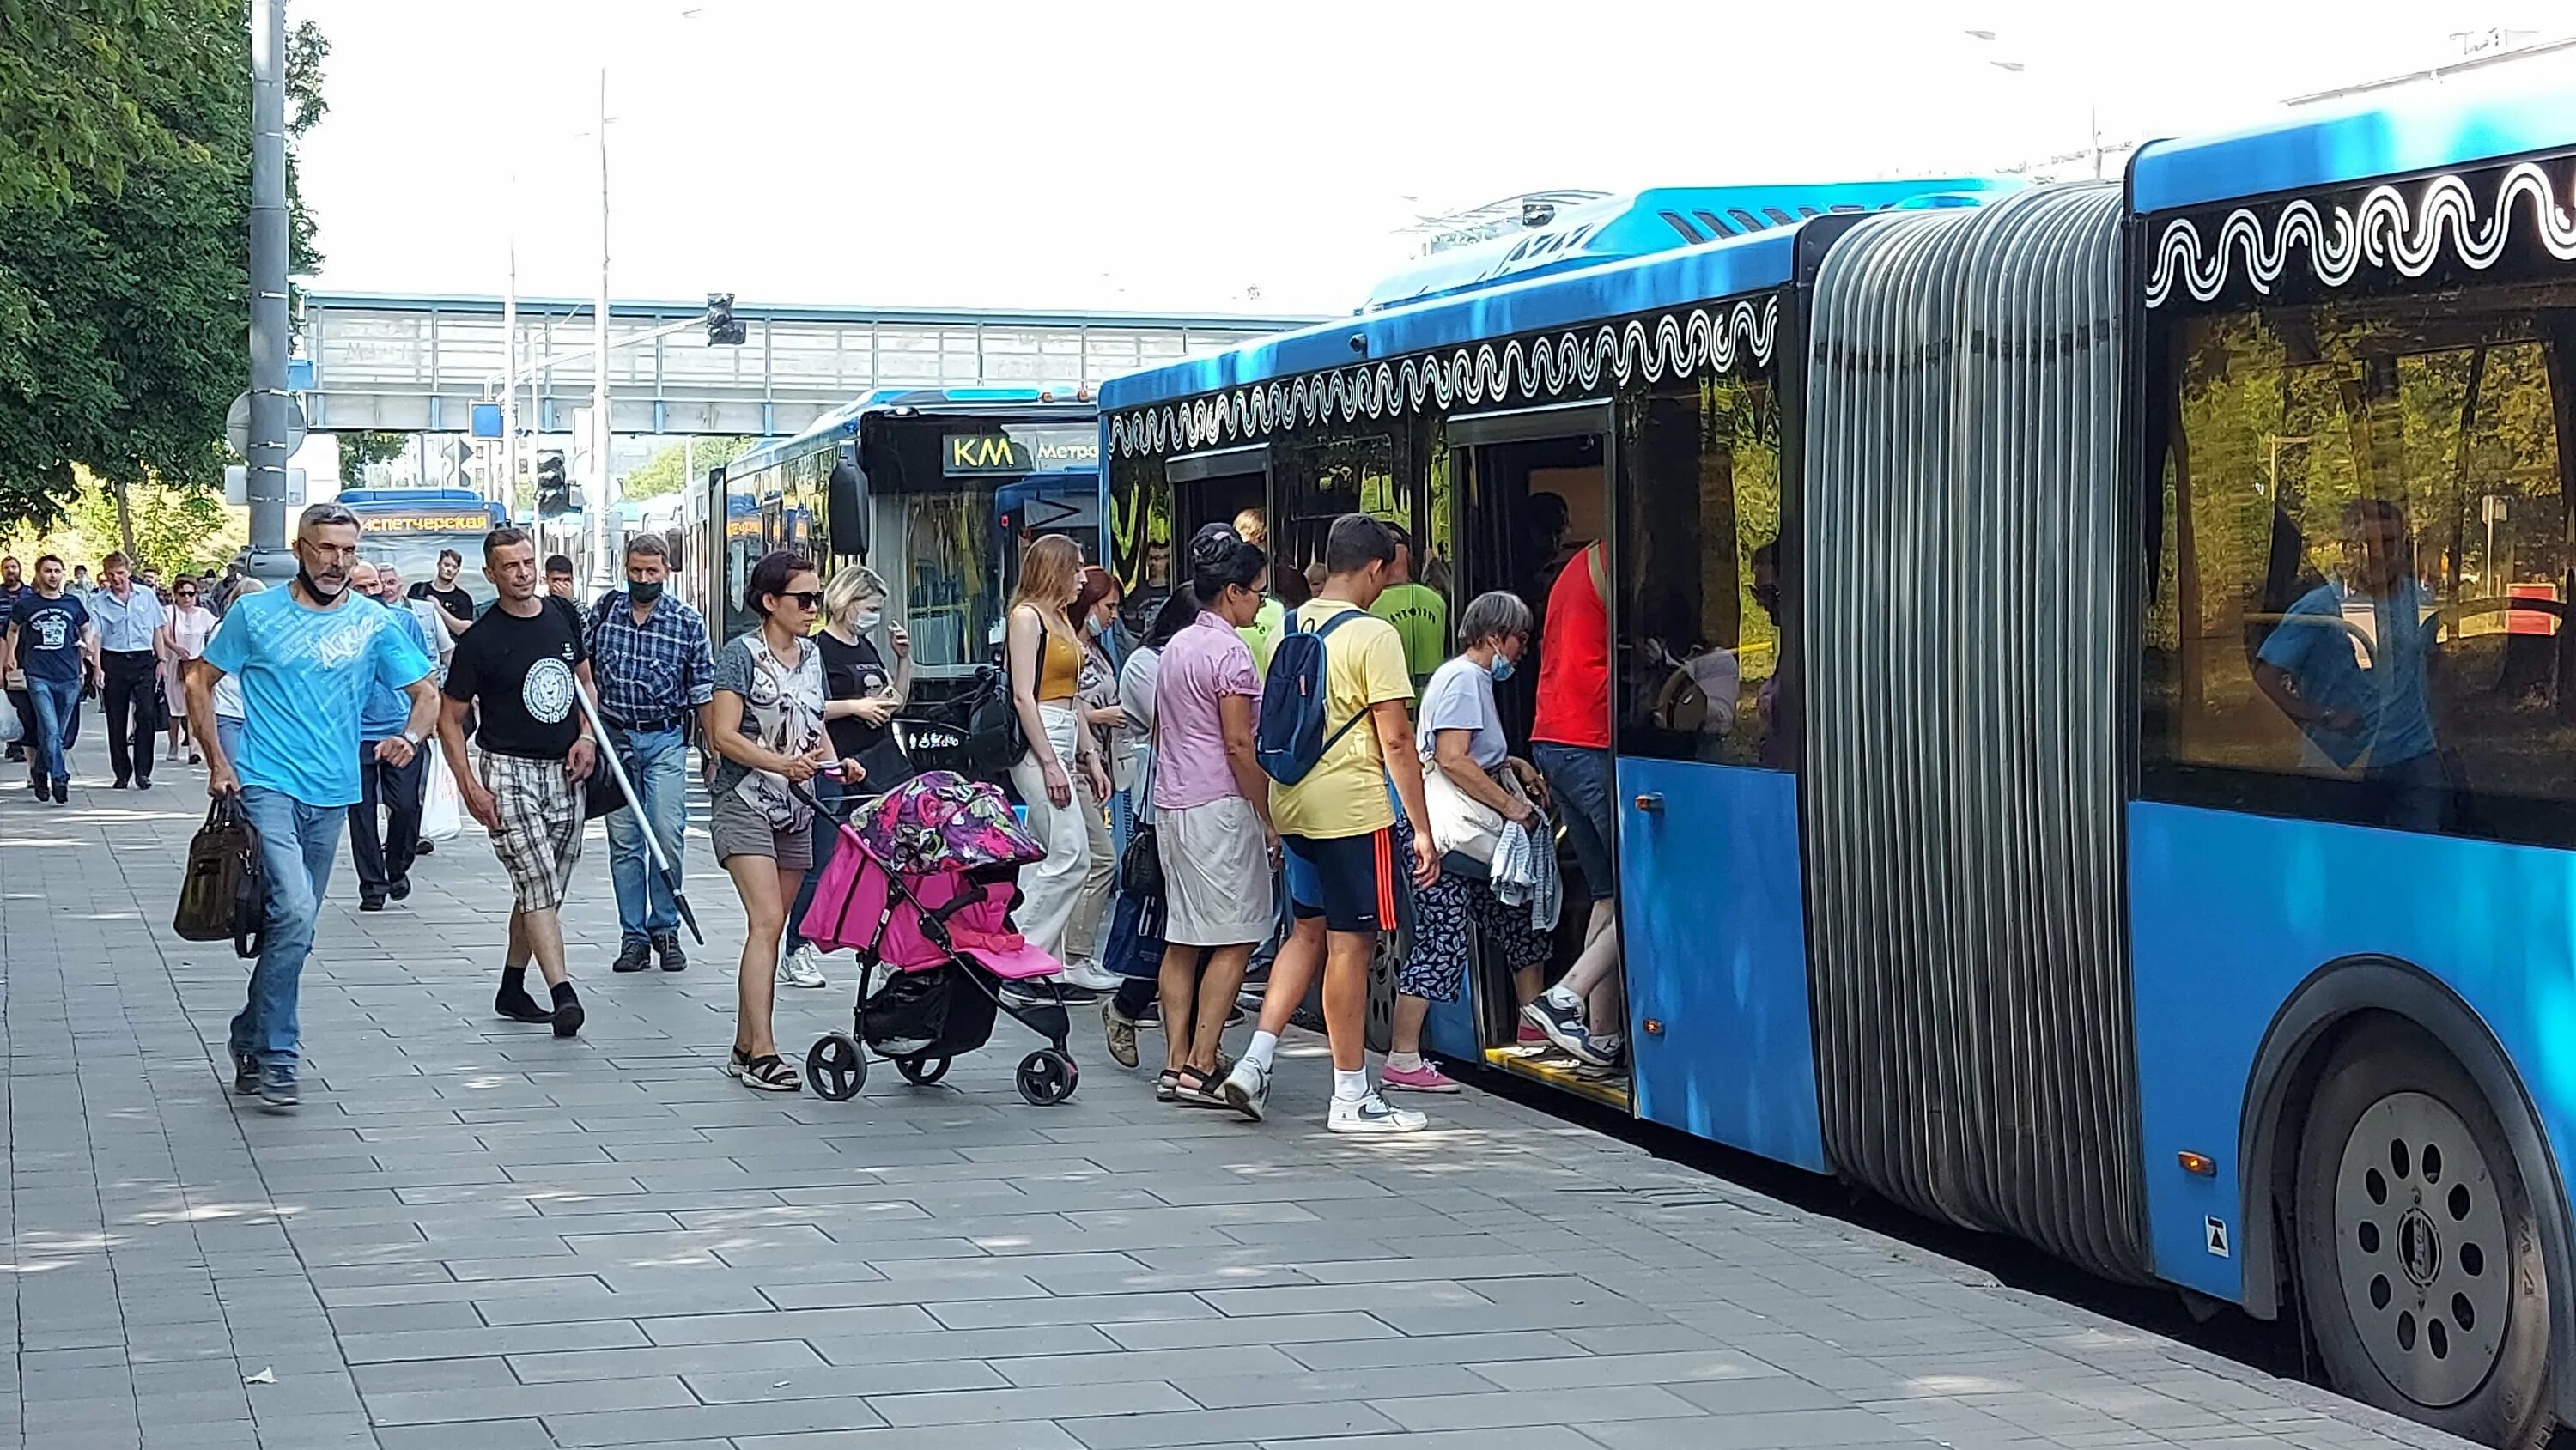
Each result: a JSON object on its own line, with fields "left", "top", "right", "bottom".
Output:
{"left": 409, "top": 548, "right": 477, "bottom": 640}
{"left": 436, "top": 527, "right": 598, "bottom": 1039}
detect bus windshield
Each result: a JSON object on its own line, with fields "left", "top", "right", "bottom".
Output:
{"left": 358, "top": 531, "right": 498, "bottom": 607}
{"left": 867, "top": 418, "right": 1101, "bottom": 676}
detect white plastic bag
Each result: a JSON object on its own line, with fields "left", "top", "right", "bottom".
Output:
{"left": 421, "top": 751, "right": 462, "bottom": 841}
{"left": 0, "top": 689, "right": 18, "bottom": 745}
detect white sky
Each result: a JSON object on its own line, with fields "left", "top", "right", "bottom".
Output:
{"left": 292, "top": 0, "right": 2566, "bottom": 319}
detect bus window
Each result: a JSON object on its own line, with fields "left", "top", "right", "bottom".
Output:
{"left": 2144, "top": 284, "right": 2576, "bottom": 847}
{"left": 1617, "top": 373, "right": 1784, "bottom": 768}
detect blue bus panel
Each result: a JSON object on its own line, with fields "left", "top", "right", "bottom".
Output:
{"left": 1619, "top": 758, "right": 1826, "bottom": 1170}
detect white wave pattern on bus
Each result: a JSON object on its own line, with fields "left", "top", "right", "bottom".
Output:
{"left": 1109, "top": 295, "right": 1777, "bottom": 458}
{"left": 2146, "top": 161, "right": 2576, "bottom": 308}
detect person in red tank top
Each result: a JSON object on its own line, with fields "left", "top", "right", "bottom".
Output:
{"left": 1525, "top": 540, "right": 1625, "bottom": 1070}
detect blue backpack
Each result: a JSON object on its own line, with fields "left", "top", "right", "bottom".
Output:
{"left": 1256, "top": 609, "right": 1370, "bottom": 786}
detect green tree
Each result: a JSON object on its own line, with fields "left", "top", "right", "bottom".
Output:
{"left": 623, "top": 436, "right": 753, "bottom": 499}
{"left": 338, "top": 429, "right": 409, "bottom": 480}
{"left": 0, "top": 4, "right": 331, "bottom": 532}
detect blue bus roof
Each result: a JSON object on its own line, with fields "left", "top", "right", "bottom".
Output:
{"left": 1364, "top": 179, "right": 2023, "bottom": 312}
{"left": 726, "top": 386, "right": 1097, "bottom": 476}
{"left": 2131, "top": 81, "right": 2576, "bottom": 214}
{"left": 1106, "top": 224, "right": 1816, "bottom": 412}
{"left": 337, "top": 487, "right": 489, "bottom": 508}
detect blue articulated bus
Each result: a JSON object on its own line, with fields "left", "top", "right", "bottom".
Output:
{"left": 1099, "top": 94, "right": 2576, "bottom": 1447}
{"left": 701, "top": 387, "right": 1102, "bottom": 701}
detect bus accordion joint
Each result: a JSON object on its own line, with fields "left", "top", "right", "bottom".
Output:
{"left": 2177, "top": 1150, "right": 2218, "bottom": 1177}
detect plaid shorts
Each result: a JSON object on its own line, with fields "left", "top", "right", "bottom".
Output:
{"left": 480, "top": 753, "right": 586, "bottom": 912}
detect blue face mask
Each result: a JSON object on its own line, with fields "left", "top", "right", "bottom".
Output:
{"left": 1488, "top": 654, "right": 1517, "bottom": 684}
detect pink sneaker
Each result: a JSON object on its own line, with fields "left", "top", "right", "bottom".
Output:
{"left": 1382, "top": 1060, "right": 1460, "bottom": 1094}
{"left": 1516, "top": 1019, "right": 1548, "bottom": 1047}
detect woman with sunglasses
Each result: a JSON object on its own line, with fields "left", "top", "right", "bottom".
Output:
{"left": 702, "top": 550, "right": 855, "bottom": 1092}
{"left": 157, "top": 577, "right": 217, "bottom": 766}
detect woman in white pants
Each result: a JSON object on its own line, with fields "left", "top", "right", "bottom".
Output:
{"left": 1005, "top": 535, "right": 1110, "bottom": 979}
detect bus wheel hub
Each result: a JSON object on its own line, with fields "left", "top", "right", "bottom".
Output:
{"left": 2334, "top": 1091, "right": 2509, "bottom": 1408}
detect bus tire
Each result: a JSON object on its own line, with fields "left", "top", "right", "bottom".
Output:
{"left": 2293, "top": 1019, "right": 2555, "bottom": 1448}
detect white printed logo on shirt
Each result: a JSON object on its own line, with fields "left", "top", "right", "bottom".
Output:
{"left": 31, "top": 612, "right": 69, "bottom": 651}
{"left": 524, "top": 655, "right": 575, "bottom": 725}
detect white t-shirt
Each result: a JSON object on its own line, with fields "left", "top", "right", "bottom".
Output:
{"left": 1416, "top": 655, "right": 1509, "bottom": 772}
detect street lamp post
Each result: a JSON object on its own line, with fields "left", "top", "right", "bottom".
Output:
{"left": 592, "top": 66, "right": 613, "bottom": 590}
{"left": 246, "top": 0, "right": 291, "bottom": 573}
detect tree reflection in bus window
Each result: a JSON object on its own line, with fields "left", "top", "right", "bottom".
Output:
{"left": 1617, "top": 370, "right": 1785, "bottom": 768}
{"left": 2142, "top": 289, "right": 2576, "bottom": 847}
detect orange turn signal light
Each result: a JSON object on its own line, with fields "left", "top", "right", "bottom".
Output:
{"left": 2178, "top": 1150, "right": 2217, "bottom": 1177}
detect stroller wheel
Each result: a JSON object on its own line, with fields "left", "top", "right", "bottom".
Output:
{"left": 806, "top": 1033, "right": 867, "bottom": 1101}
{"left": 895, "top": 1054, "right": 951, "bottom": 1086}
{"left": 1016, "top": 1048, "right": 1078, "bottom": 1107}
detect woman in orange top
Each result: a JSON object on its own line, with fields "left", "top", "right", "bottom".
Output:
{"left": 1005, "top": 535, "right": 1110, "bottom": 967}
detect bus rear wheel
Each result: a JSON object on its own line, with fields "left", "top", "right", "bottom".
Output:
{"left": 2293, "top": 1021, "right": 2555, "bottom": 1448}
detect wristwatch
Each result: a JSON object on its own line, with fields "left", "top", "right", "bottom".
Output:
{"left": 402, "top": 728, "right": 428, "bottom": 749}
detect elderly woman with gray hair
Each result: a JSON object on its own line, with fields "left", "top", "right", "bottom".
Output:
{"left": 1385, "top": 589, "right": 1558, "bottom": 1093}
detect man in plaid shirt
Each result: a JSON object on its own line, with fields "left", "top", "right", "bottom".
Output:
{"left": 586, "top": 535, "right": 716, "bottom": 974}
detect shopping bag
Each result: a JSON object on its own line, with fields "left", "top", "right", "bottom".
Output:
{"left": 173, "top": 794, "right": 267, "bottom": 960}
{"left": 1101, "top": 884, "right": 1166, "bottom": 980}
{"left": 0, "top": 689, "right": 18, "bottom": 745}
{"left": 421, "top": 752, "right": 463, "bottom": 841}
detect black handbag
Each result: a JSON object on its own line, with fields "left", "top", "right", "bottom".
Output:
{"left": 1118, "top": 711, "right": 1166, "bottom": 898}
{"left": 961, "top": 664, "right": 1026, "bottom": 781}
{"left": 581, "top": 737, "right": 629, "bottom": 821}
{"left": 1118, "top": 822, "right": 1163, "bottom": 898}
{"left": 174, "top": 794, "right": 266, "bottom": 960}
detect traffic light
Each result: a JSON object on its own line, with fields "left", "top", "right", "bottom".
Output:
{"left": 536, "top": 451, "right": 569, "bottom": 517}
{"left": 706, "top": 292, "right": 745, "bottom": 346}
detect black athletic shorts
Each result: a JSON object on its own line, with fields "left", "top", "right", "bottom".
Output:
{"left": 1283, "top": 828, "right": 1400, "bottom": 934}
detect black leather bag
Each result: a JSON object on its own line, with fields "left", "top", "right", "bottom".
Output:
{"left": 174, "top": 794, "right": 266, "bottom": 960}
{"left": 1118, "top": 822, "right": 1163, "bottom": 898}
{"left": 581, "top": 737, "right": 629, "bottom": 821}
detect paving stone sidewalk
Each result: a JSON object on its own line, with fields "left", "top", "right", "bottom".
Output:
{"left": 0, "top": 731, "right": 2476, "bottom": 1450}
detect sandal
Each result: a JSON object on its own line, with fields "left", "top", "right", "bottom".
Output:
{"left": 1172, "top": 1065, "right": 1230, "bottom": 1108}
{"left": 738, "top": 1053, "right": 802, "bottom": 1093}
{"left": 1154, "top": 1070, "right": 1182, "bottom": 1102}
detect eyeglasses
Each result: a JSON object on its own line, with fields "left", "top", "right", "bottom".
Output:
{"left": 780, "top": 590, "right": 824, "bottom": 610}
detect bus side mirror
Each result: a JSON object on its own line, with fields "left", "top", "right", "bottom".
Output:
{"left": 829, "top": 458, "right": 869, "bottom": 559}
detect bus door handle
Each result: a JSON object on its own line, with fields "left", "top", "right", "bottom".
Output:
{"left": 1632, "top": 793, "right": 1665, "bottom": 814}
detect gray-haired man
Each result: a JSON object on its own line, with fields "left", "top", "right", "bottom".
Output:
{"left": 188, "top": 504, "right": 440, "bottom": 1110}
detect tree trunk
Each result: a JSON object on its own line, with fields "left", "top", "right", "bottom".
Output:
{"left": 111, "top": 478, "right": 138, "bottom": 561}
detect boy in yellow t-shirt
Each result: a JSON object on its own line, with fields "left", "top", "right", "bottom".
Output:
{"left": 1223, "top": 513, "right": 1440, "bottom": 1136}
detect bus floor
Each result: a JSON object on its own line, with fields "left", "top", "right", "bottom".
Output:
{"left": 1485, "top": 1037, "right": 1631, "bottom": 1111}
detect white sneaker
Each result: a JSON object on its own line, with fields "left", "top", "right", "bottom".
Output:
{"left": 1219, "top": 1056, "right": 1270, "bottom": 1122}
{"left": 1059, "top": 958, "right": 1121, "bottom": 992}
{"left": 1328, "top": 1091, "right": 1429, "bottom": 1135}
{"left": 780, "top": 946, "right": 828, "bottom": 990}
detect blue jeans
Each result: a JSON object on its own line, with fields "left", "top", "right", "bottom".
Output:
{"left": 605, "top": 725, "right": 690, "bottom": 944}
{"left": 25, "top": 673, "right": 80, "bottom": 782}
{"left": 228, "top": 784, "right": 345, "bottom": 1076}
{"left": 786, "top": 770, "right": 847, "bottom": 952}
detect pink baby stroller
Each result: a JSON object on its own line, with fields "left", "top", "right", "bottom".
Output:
{"left": 793, "top": 771, "right": 1082, "bottom": 1106}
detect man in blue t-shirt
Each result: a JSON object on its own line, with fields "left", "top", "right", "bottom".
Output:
{"left": 4, "top": 555, "right": 100, "bottom": 804}
{"left": 2254, "top": 498, "right": 2448, "bottom": 830}
{"left": 190, "top": 503, "right": 438, "bottom": 1111}
{"left": 344, "top": 559, "right": 436, "bottom": 912}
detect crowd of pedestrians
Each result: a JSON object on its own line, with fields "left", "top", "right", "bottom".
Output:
{"left": 24, "top": 500, "right": 1582, "bottom": 1135}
